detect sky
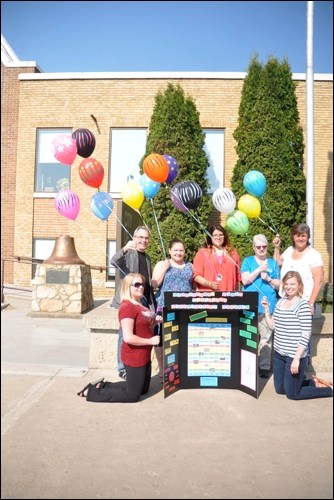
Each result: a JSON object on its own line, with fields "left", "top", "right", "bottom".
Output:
{"left": 1, "top": 1, "right": 333, "bottom": 74}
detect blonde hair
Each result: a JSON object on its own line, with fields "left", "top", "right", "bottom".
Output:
{"left": 120, "top": 273, "right": 145, "bottom": 302}
{"left": 282, "top": 270, "right": 304, "bottom": 297}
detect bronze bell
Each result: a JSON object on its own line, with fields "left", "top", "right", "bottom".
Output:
{"left": 44, "top": 235, "right": 86, "bottom": 265}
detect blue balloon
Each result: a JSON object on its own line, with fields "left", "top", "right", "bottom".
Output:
{"left": 90, "top": 192, "right": 113, "bottom": 221}
{"left": 243, "top": 170, "right": 266, "bottom": 197}
{"left": 139, "top": 173, "right": 161, "bottom": 199}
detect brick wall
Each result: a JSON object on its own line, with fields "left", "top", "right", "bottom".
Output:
{"left": 1, "top": 72, "right": 332, "bottom": 296}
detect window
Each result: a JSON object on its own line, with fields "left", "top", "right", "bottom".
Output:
{"left": 32, "top": 238, "right": 56, "bottom": 278}
{"left": 35, "top": 129, "right": 71, "bottom": 195}
{"left": 203, "top": 129, "right": 225, "bottom": 193}
{"left": 107, "top": 240, "right": 116, "bottom": 281}
{"left": 109, "top": 128, "right": 147, "bottom": 195}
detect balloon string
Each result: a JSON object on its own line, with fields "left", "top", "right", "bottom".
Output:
{"left": 261, "top": 197, "right": 279, "bottom": 234}
{"left": 258, "top": 216, "right": 276, "bottom": 234}
{"left": 150, "top": 198, "right": 167, "bottom": 259}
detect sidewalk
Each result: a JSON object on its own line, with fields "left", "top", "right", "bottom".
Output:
{"left": 1, "top": 295, "right": 333, "bottom": 499}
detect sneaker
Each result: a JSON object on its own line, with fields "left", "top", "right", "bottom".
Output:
{"left": 259, "top": 369, "right": 270, "bottom": 379}
{"left": 118, "top": 370, "right": 126, "bottom": 380}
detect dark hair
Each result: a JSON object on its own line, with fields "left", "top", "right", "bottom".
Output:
{"left": 290, "top": 223, "right": 310, "bottom": 247}
{"left": 205, "top": 225, "right": 234, "bottom": 253}
{"left": 169, "top": 238, "right": 185, "bottom": 250}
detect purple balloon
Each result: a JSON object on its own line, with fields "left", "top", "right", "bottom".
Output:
{"left": 163, "top": 154, "right": 179, "bottom": 184}
{"left": 72, "top": 128, "right": 96, "bottom": 158}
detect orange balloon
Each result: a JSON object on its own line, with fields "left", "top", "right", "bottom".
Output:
{"left": 143, "top": 153, "right": 169, "bottom": 183}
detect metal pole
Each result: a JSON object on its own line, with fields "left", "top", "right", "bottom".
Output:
{"left": 306, "top": 1, "right": 314, "bottom": 243}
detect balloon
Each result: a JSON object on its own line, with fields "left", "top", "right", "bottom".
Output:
{"left": 163, "top": 154, "right": 179, "bottom": 183}
{"left": 177, "top": 180, "right": 202, "bottom": 210}
{"left": 122, "top": 180, "right": 144, "bottom": 210}
{"left": 243, "top": 170, "right": 266, "bottom": 197}
{"left": 225, "top": 210, "right": 249, "bottom": 235}
{"left": 170, "top": 183, "right": 188, "bottom": 213}
{"left": 139, "top": 174, "right": 161, "bottom": 199}
{"left": 143, "top": 153, "right": 169, "bottom": 183}
{"left": 52, "top": 135, "right": 77, "bottom": 165}
{"left": 237, "top": 194, "right": 261, "bottom": 218}
{"left": 54, "top": 189, "right": 80, "bottom": 221}
{"left": 212, "top": 188, "right": 236, "bottom": 214}
{"left": 90, "top": 191, "right": 113, "bottom": 221}
{"left": 72, "top": 128, "right": 96, "bottom": 158}
{"left": 78, "top": 158, "right": 104, "bottom": 189}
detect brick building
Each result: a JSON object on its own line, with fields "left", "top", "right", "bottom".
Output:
{"left": 1, "top": 34, "right": 333, "bottom": 299}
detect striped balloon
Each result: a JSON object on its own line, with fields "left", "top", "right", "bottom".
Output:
{"left": 212, "top": 188, "right": 236, "bottom": 214}
{"left": 177, "top": 181, "right": 202, "bottom": 210}
{"left": 54, "top": 190, "right": 80, "bottom": 221}
{"left": 72, "top": 128, "right": 96, "bottom": 158}
{"left": 143, "top": 153, "right": 169, "bottom": 183}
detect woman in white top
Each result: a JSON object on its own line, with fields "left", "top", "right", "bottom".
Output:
{"left": 273, "top": 223, "right": 324, "bottom": 316}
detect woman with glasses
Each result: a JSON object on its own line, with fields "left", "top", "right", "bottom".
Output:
{"left": 241, "top": 234, "right": 281, "bottom": 378}
{"left": 193, "top": 225, "right": 241, "bottom": 292}
{"left": 77, "top": 273, "right": 161, "bottom": 402}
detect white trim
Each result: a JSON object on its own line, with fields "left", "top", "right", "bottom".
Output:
{"left": 18, "top": 71, "right": 332, "bottom": 82}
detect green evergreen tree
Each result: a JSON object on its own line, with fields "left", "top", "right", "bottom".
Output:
{"left": 231, "top": 56, "right": 306, "bottom": 259}
{"left": 139, "top": 83, "right": 212, "bottom": 264}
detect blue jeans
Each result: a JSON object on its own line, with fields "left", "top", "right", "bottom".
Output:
{"left": 273, "top": 351, "right": 332, "bottom": 400}
{"left": 117, "top": 326, "right": 125, "bottom": 372}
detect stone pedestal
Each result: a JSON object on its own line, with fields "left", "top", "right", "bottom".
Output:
{"left": 32, "top": 263, "right": 94, "bottom": 314}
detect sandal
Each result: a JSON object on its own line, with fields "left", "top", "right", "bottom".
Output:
{"left": 77, "top": 378, "right": 104, "bottom": 397}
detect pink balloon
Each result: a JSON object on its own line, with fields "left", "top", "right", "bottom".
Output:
{"left": 54, "top": 190, "right": 80, "bottom": 221}
{"left": 52, "top": 135, "right": 77, "bottom": 165}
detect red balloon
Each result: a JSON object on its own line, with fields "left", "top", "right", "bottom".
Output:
{"left": 78, "top": 158, "right": 104, "bottom": 188}
{"left": 143, "top": 153, "right": 169, "bottom": 183}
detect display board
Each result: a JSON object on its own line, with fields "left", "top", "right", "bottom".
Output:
{"left": 162, "top": 291, "right": 259, "bottom": 399}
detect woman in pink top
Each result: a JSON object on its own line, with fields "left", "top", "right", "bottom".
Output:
{"left": 193, "top": 225, "right": 241, "bottom": 292}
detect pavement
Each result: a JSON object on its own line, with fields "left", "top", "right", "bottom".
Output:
{"left": 1, "top": 291, "right": 333, "bottom": 500}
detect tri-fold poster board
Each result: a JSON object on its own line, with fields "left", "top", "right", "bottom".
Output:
{"left": 162, "top": 291, "right": 260, "bottom": 399}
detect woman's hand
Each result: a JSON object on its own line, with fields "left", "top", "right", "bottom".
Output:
{"left": 272, "top": 234, "right": 281, "bottom": 248}
{"left": 151, "top": 336, "right": 161, "bottom": 346}
{"left": 290, "top": 357, "right": 300, "bottom": 375}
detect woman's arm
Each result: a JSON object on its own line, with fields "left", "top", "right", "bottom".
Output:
{"left": 121, "top": 318, "right": 160, "bottom": 346}
{"left": 309, "top": 265, "right": 324, "bottom": 309}
{"left": 260, "top": 296, "right": 275, "bottom": 329}
{"left": 272, "top": 234, "right": 283, "bottom": 267}
{"left": 151, "top": 259, "right": 170, "bottom": 289}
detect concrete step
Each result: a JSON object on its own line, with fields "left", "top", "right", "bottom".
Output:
{"left": 84, "top": 302, "right": 333, "bottom": 373}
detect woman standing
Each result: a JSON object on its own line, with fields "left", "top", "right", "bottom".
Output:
{"left": 261, "top": 271, "right": 332, "bottom": 400}
{"left": 151, "top": 239, "right": 194, "bottom": 381}
{"left": 273, "top": 223, "right": 324, "bottom": 315}
{"left": 193, "top": 225, "right": 241, "bottom": 291}
{"left": 77, "top": 273, "right": 161, "bottom": 402}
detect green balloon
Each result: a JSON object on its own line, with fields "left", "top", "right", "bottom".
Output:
{"left": 226, "top": 210, "right": 249, "bottom": 235}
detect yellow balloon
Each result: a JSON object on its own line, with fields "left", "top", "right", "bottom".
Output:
{"left": 237, "top": 194, "right": 261, "bottom": 219}
{"left": 122, "top": 181, "right": 144, "bottom": 210}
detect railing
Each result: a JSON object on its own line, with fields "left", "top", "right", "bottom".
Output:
{"left": 1, "top": 256, "right": 108, "bottom": 304}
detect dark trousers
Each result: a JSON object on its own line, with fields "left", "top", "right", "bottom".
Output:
{"left": 86, "top": 362, "right": 152, "bottom": 403}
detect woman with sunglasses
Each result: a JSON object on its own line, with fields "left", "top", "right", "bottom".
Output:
{"left": 193, "top": 225, "right": 241, "bottom": 292}
{"left": 241, "top": 234, "right": 281, "bottom": 378}
{"left": 77, "top": 273, "right": 161, "bottom": 402}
